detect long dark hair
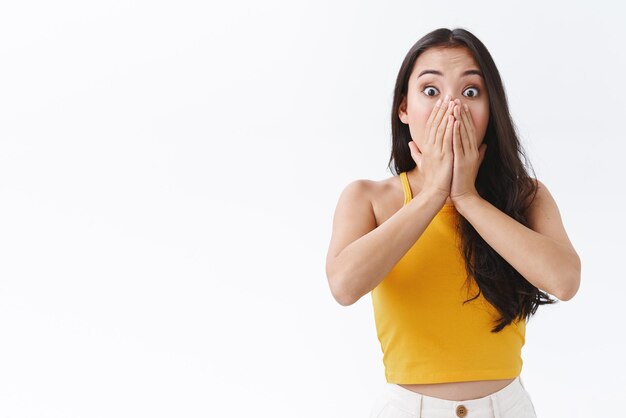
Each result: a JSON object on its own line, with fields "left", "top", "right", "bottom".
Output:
{"left": 388, "top": 27, "right": 558, "bottom": 333}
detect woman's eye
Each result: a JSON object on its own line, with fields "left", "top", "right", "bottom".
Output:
{"left": 421, "top": 86, "right": 480, "bottom": 98}
{"left": 423, "top": 86, "right": 438, "bottom": 97}
{"left": 463, "top": 87, "right": 479, "bottom": 98}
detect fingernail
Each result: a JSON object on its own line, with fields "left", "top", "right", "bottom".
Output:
{"left": 436, "top": 98, "right": 442, "bottom": 106}
{"left": 444, "top": 94, "right": 450, "bottom": 102}
{"left": 464, "top": 104, "right": 469, "bottom": 112}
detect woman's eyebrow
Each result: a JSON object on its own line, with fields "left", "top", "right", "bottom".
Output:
{"left": 417, "top": 69, "right": 484, "bottom": 79}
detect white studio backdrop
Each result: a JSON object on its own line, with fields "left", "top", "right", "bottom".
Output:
{"left": 0, "top": 0, "right": 624, "bottom": 417}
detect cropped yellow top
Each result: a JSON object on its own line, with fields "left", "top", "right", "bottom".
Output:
{"left": 370, "top": 171, "right": 525, "bottom": 384}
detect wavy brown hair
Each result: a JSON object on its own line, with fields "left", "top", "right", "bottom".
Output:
{"left": 387, "top": 27, "right": 558, "bottom": 333}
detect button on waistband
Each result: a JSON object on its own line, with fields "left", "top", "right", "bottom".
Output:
{"left": 456, "top": 404, "right": 468, "bottom": 417}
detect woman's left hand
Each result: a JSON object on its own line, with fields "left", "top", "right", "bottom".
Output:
{"left": 450, "top": 101, "right": 487, "bottom": 204}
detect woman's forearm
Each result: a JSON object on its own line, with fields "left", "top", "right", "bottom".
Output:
{"left": 333, "top": 189, "right": 446, "bottom": 305}
{"left": 454, "top": 194, "right": 580, "bottom": 300}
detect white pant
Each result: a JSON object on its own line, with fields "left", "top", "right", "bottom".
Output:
{"left": 369, "top": 376, "right": 537, "bottom": 418}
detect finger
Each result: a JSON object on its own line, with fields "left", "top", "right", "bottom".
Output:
{"left": 454, "top": 104, "right": 470, "bottom": 153}
{"left": 408, "top": 140, "right": 422, "bottom": 158}
{"left": 452, "top": 119, "right": 463, "bottom": 157}
{"left": 409, "top": 140, "right": 420, "bottom": 157}
{"left": 425, "top": 99, "right": 444, "bottom": 146}
{"left": 425, "top": 98, "right": 443, "bottom": 134}
{"left": 434, "top": 99, "right": 457, "bottom": 148}
{"left": 459, "top": 118, "right": 473, "bottom": 156}
{"left": 429, "top": 96, "right": 453, "bottom": 142}
{"left": 435, "top": 96, "right": 453, "bottom": 124}
{"left": 459, "top": 105, "right": 472, "bottom": 150}
{"left": 442, "top": 113, "right": 454, "bottom": 153}
{"left": 408, "top": 141, "right": 423, "bottom": 168}
{"left": 461, "top": 104, "right": 476, "bottom": 137}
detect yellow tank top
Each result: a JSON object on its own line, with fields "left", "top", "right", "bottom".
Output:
{"left": 370, "top": 171, "right": 525, "bottom": 383}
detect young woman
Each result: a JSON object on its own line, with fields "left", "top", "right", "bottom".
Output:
{"left": 325, "top": 28, "right": 581, "bottom": 417}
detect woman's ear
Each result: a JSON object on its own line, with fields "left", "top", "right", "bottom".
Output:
{"left": 398, "top": 97, "right": 408, "bottom": 124}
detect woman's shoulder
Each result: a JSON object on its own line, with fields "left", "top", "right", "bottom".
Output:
{"left": 336, "top": 175, "right": 404, "bottom": 228}
{"left": 339, "top": 174, "right": 401, "bottom": 203}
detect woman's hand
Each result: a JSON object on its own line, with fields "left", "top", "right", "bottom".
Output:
{"left": 450, "top": 100, "right": 487, "bottom": 204}
{"left": 408, "top": 95, "right": 456, "bottom": 201}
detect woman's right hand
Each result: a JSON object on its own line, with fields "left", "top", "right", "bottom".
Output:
{"left": 407, "top": 96, "right": 457, "bottom": 201}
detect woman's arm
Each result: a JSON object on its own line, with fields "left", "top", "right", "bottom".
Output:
{"left": 454, "top": 179, "right": 581, "bottom": 301}
{"left": 326, "top": 180, "right": 447, "bottom": 306}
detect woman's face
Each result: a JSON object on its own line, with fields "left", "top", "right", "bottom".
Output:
{"left": 398, "top": 46, "right": 490, "bottom": 151}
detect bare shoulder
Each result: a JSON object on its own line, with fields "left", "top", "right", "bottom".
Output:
{"left": 346, "top": 175, "right": 403, "bottom": 226}
{"left": 335, "top": 177, "right": 378, "bottom": 206}
{"left": 326, "top": 179, "right": 376, "bottom": 262}
{"left": 327, "top": 175, "right": 399, "bottom": 259}
{"left": 335, "top": 175, "right": 399, "bottom": 208}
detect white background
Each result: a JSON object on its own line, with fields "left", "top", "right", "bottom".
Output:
{"left": 0, "top": 1, "right": 624, "bottom": 417}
